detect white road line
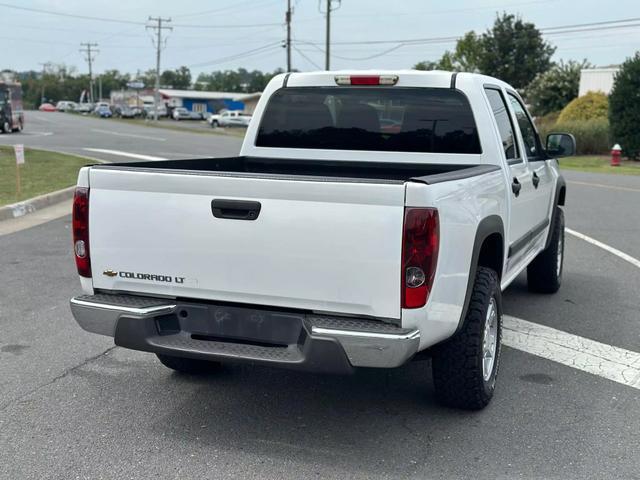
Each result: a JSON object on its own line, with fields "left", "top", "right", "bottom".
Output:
{"left": 504, "top": 316, "right": 640, "bottom": 390}
{"left": 568, "top": 180, "right": 640, "bottom": 193}
{"left": 90, "top": 128, "right": 166, "bottom": 142}
{"left": 566, "top": 228, "right": 640, "bottom": 269}
{"left": 83, "top": 148, "right": 167, "bottom": 161}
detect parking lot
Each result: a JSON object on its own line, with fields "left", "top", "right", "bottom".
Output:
{"left": 1, "top": 113, "right": 639, "bottom": 479}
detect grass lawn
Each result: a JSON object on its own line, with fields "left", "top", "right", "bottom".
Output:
{"left": 0, "top": 146, "right": 94, "bottom": 206}
{"left": 559, "top": 155, "right": 640, "bottom": 176}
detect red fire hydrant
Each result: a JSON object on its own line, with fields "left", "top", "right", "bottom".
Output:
{"left": 611, "top": 144, "right": 622, "bottom": 167}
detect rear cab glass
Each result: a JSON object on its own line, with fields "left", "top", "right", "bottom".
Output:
{"left": 256, "top": 87, "right": 481, "bottom": 154}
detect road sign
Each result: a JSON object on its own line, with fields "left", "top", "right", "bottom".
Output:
{"left": 14, "top": 144, "right": 24, "bottom": 165}
{"left": 127, "top": 82, "right": 144, "bottom": 90}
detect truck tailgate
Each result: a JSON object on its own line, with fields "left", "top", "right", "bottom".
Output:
{"left": 88, "top": 168, "right": 406, "bottom": 319}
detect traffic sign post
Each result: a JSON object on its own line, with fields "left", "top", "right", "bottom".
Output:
{"left": 14, "top": 144, "right": 24, "bottom": 199}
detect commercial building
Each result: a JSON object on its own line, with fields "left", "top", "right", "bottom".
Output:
{"left": 578, "top": 67, "right": 620, "bottom": 96}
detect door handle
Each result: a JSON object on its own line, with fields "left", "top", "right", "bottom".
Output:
{"left": 211, "top": 199, "right": 261, "bottom": 220}
{"left": 532, "top": 172, "right": 540, "bottom": 189}
{"left": 512, "top": 178, "right": 522, "bottom": 197}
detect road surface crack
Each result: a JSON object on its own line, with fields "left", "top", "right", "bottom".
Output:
{"left": 0, "top": 346, "right": 117, "bottom": 413}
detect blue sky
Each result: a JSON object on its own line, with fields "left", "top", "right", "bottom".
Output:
{"left": 1, "top": 0, "right": 639, "bottom": 76}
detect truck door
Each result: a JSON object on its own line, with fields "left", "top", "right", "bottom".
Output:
{"left": 506, "top": 92, "right": 554, "bottom": 234}
{"left": 484, "top": 87, "right": 534, "bottom": 271}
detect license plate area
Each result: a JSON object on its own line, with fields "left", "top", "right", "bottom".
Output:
{"left": 157, "top": 303, "right": 305, "bottom": 346}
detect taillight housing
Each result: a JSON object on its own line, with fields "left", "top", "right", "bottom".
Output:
{"left": 334, "top": 75, "right": 399, "bottom": 86}
{"left": 401, "top": 208, "right": 439, "bottom": 309}
{"left": 72, "top": 187, "right": 91, "bottom": 278}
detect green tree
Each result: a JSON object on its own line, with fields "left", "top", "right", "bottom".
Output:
{"left": 161, "top": 66, "right": 192, "bottom": 89}
{"left": 477, "top": 13, "right": 555, "bottom": 89}
{"left": 609, "top": 52, "right": 640, "bottom": 159}
{"left": 524, "top": 60, "right": 590, "bottom": 116}
{"left": 415, "top": 14, "right": 555, "bottom": 89}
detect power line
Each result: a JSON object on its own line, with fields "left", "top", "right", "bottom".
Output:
{"left": 79, "top": 42, "right": 98, "bottom": 103}
{"left": 0, "top": 2, "right": 145, "bottom": 25}
{"left": 146, "top": 17, "right": 172, "bottom": 121}
{"left": 187, "top": 43, "right": 283, "bottom": 69}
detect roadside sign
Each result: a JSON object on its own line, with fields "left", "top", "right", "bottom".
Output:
{"left": 127, "top": 82, "right": 144, "bottom": 90}
{"left": 14, "top": 144, "right": 24, "bottom": 165}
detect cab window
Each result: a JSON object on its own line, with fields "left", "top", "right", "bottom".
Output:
{"left": 507, "top": 93, "right": 541, "bottom": 160}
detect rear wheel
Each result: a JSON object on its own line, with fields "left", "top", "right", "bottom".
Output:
{"left": 527, "top": 208, "right": 564, "bottom": 293}
{"left": 432, "top": 267, "right": 502, "bottom": 410}
{"left": 156, "top": 354, "right": 223, "bottom": 374}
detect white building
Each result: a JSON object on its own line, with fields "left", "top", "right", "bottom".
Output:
{"left": 579, "top": 67, "right": 620, "bottom": 96}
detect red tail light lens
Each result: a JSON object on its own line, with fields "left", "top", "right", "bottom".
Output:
{"left": 401, "top": 208, "right": 439, "bottom": 309}
{"left": 334, "top": 75, "right": 399, "bottom": 86}
{"left": 72, "top": 187, "right": 91, "bottom": 278}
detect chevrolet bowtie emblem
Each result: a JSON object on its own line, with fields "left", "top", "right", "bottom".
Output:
{"left": 103, "top": 269, "right": 118, "bottom": 277}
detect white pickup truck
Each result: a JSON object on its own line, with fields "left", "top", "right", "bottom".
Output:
{"left": 70, "top": 71, "right": 573, "bottom": 410}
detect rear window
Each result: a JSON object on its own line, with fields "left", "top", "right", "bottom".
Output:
{"left": 256, "top": 87, "right": 481, "bottom": 154}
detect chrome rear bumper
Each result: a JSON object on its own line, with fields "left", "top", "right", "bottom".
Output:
{"left": 70, "top": 294, "right": 419, "bottom": 372}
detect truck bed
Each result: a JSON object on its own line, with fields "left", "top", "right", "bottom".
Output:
{"left": 97, "top": 156, "right": 492, "bottom": 184}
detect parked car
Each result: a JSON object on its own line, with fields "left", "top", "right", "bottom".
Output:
{"left": 172, "top": 107, "right": 202, "bottom": 121}
{"left": 208, "top": 112, "right": 222, "bottom": 127}
{"left": 218, "top": 110, "right": 252, "bottom": 127}
{"left": 56, "top": 101, "right": 77, "bottom": 112}
{"left": 142, "top": 104, "right": 168, "bottom": 118}
{"left": 94, "top": 105, "right": 112, "bottom": 118}
{"left": 76, "top": 103, "right": 94, "bottom": 114}
{"left": 69, "top": 71, "right": 573, "bottom": 410}
{"left": 114, "top": 105, "right": 137, "bottom": 118}
{"left": 38, "top": 103, "right": 56, "bottom": 112}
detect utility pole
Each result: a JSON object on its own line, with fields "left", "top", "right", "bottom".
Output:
{"left": 79, "top": 43, "right": 98, "bottom": 104}
{"left": 37, "top": 62, "right": 50, "bottom": 105}
{"left": 285, "top": 0, "right": 292, "bottom": 72}
{"left": 320, "top": 0, "right": 341, "bottom": 70}
{"left": 146, "top": 16, "right": 172, "bottom": 121}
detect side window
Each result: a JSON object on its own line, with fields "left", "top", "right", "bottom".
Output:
{"left": 484, "top": 88, "right": 518, "bottom": 161}
{"left": 507, "top": 93, "right": 540, "bottom": 159}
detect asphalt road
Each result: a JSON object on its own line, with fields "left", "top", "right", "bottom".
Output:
{"left": 1, "top": 117, "right": 639, "bottom": 479}
{"left": 0, "top": 111, "right": 243, "bottom": 162}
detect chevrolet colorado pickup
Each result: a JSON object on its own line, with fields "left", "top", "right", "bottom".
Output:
{"left": 70, "top": 71, "right": 573, "bottom": 410}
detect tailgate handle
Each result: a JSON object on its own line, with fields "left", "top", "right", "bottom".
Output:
{"left": 211, "top": 199, "right": 261, "bottom": 221}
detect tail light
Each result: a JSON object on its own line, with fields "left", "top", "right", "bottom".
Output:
{"left": 401, "top": 208, "right": 439, "bottom": 309}
{"left": 72, "top": 187, "right": 91, "bottom": 278}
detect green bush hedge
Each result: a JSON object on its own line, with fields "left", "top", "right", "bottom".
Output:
{"left": 558, "top": 91, "right": 608, "bottom": 123}
{"left": 538, "top": 118, "right": 610, "bottom": 155}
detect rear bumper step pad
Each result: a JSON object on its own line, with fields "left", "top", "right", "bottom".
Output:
{"left": 70, "top": 293, "right": 419, "bottom": 373}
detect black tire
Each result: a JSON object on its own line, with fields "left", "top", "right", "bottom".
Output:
{"left": 1, "top": 120, "right": 11, "bottom": 134}
{"left": 432, "top": 267, "right": 502, "bottom": 410}
{"left": 156, "top": 354, "right": 222, "bottom": 374}
{"left": 211, "top": 120, "right": 219, "bottom": 128}
{"left": 13, "top": 120, "right": 23, "bottom": 133}
{"left": 527, "top": 208, "right": 564, "bottom": 293}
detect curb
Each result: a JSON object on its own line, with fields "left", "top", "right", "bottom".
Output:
{"left": 0, "top": 186, "right": 75, "bottom": 222}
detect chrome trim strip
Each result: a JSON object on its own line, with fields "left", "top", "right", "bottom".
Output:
{"left": 311, "top": 326, "right": 420, "bottom": 340}
{"left": 69, "top": 297, "right": 176, "bottom": 316}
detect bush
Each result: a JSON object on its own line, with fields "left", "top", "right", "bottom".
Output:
{"left": 558, "top": 91, "right": 608, "bottom": 123}
{"left": 538, "top": 118, "right": 610, "bottom": 155}
{"left": 609, "top": 52, "right": 640, "bottom": 159}
{"left": 524, "top": 60, "right": 589, "bottom": 117}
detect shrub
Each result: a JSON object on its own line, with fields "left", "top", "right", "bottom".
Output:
{"left": 558, "top": 91, "right": 608, "bottom": 123}
{"left": 524, "top": 60, "right": 589, "bottom": 117}
{"left": 539, "top": 119, "right": 610, "bottom": 155}
{"left": 609, "top": 52, "right": 640, "bottom": 159}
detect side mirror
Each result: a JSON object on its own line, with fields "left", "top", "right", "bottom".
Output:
{"left": 546, "top": 133, "right": 576, "bottom": 158}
